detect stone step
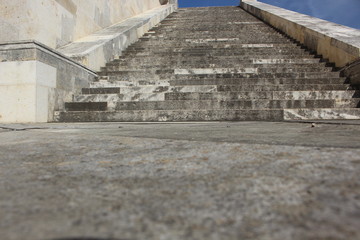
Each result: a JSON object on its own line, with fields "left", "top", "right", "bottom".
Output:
{"left": 65, "top": 102, "right": 107, "bottom": 111}
{"left": 149, "top": 24, "right": 278, "bottom": 29}
{"left": 55, "top": 108, "right": 360, "bottom": 122}
{"left": 90, "top": 78, "right": 347, "bottom": 88}
{"left": 116, "top": 54, "right": 317, "bottom": 60}
{"left": 165, "top": 91, "right": 360, "bottom": 101}
{"left": 126, "top": 46, "right": 302, "bottom": 53}
{"left": 106, "top": 63, "right": 325, "bottom": 70}
{"left": 108, "top": 58, "right": 322, "bottom": 67}
{"left": 170, "top": 78, "right": 347, "bottom": 86}
{"left": 55, "top": 109, "right": 285, "bottom": 122}
{"left": 104, "top": 63, "right": 328, "bottom": 71}
{"left": 130, "top": 43, "right": 296, "bottom": 49}
{"left": 122, "top": 48, "right": 308, "bottom": 56}
{"left": 139, "top": 39, "right": 292, "bottom": 44}
{"left": 100, "top": 71, "right": 340, "bottom": 81}
{"left": 138, "top": 34, "right": 289, "bottom": 40}
{"left": 81, "top": 88, "right": 120, "bottom": 94}
{"left": 122, "top": 53, "right": 312, "bottom": 60}
{"left": 91, "top": 79, "right": 172, "bottom": 87}
{"left": 216, "top": 84, "right": 352, "bottom": 91}
{"left": 77, "top": 85, "right": 217, "bottom": 97}
{"left": 283, "top": 108, "right": 360, "bottom": 120}
{"left": 143, "top": 31, "right": 285, "bottom": 37}
{"left": 63, "top": 99, "right": 359, "bottom": 112}
{"left": 74, "top": 93, "right": 166, "bottom": 103}
{"left": 172, "top": 72, "right": 341, "bottom": 80}
{"left": 80, "top": 84, "right": 353, "bottom": 98}
{"left": 115, "top": 99, "right": 359, "bottom": 111}
{"left": 101, "top": 67, "right": 335, "bottom": 75}
{"left": 71, "top": 90, "right": 359, "bottom": 104}
{"left": 148, "top": 29, "right": 283, "bottom": 35}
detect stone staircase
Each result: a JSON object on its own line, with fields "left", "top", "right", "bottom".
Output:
{"left": 55, "top": 7, "right": 360, "bottom": 122}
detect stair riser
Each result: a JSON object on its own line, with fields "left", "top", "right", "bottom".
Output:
{"left": 105, "top": 63, "right": 324, "bottom": 70}
{"left": 284, "top": 109, "right": 360, "bottom": 120}
{"left": 80, "top": 83, "right": 355, "bottom": 100}
{"left": 128, "top": 44, "right": 299, "bottom": 50}
{"left": 145, "top": 27, "right": 282, "bottom": 33}
{"left": 102, "top": 72, "right": 341, "bottom": 81}
{"left": 73, "top": 91, "right": 359, "bottom": 103}
{"left": 115, "top": 100, "right": 359, "bottom": 111}
{"left": 116, "top": 55, "right": 317, "bottom": 62}
{"left": 170, "top": 78, "right": 347, "bottom": 86}
{"left": 109, "top": 59, "right": 321, "bottom": 67}
{"left": 55, "top": 110, "right": 285, "bottom": 122}
{"left": 139, "top": 35, "right": 291, "bottom": 41}
{"left": 123, "top": 49, "right": 309, "bottom": 56}
{"left": 165, "top": 91, "right": 360, "bottom": 101}
{"left": 217, "top": 85, "right": 352, "bottom": 91}
{"left": 85, "top": 85, "right": 352, "bottom": 93}
{"left": 90, "top": 78, "right": 347, "bottom": 88}
{"left": 74, "top": 93, "right": 165, "bottom": 103}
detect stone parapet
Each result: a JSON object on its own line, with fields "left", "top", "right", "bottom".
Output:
{"left": 240, "top": 0, "right": 360, "bottom": 70}
{"left": 58, "top": 4, "right": 176, "bottom": 71}
{"left": 0, "top": 41, "right": 96, "bottom": 123}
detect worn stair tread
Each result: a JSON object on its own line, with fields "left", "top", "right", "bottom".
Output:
{"left": 165, "top": 91, "right": 360, "bottom": 100}
{"left": 90, "top": 78, "right": 347, "bottom": 88}
{"left": 55, "top": 6, "right": 360, "bottom": 122}
{"left": 284, "top": 108, "right": 360, "bottom": 120}
{"left": 56, "top": 108, "right": 360, "bottom": 122}
{"left": 115, "top": 99, "right": 360, "bottom": 110}
{"left": 56, "top": 109, "right": 286, "bottom": 122}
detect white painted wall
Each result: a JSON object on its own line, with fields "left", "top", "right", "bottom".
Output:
{"left": 0, "top": 0, "right": 161, "bottom": 48}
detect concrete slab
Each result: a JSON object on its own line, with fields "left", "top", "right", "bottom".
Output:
{"left": 0, "top": 121, "right": 360, "bottom": 240}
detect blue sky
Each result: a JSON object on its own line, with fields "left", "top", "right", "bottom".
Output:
{"left": 178, "top": 0, "right": 360, "bottom": 29}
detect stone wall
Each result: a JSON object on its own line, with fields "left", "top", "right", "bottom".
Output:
{"left": 0, "top": 0, "right": 162, "bottom": 49}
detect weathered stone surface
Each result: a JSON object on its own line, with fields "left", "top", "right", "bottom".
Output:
{"left": 56, "top": 7, "right": 360, "bottom": 122}
{"left": 0, "top": 41, "right": 96, "bottom": 123}
{"left": 58, "top": 4, "right": 176, "bottom": 71}
{"left": 0, "top": 0, "right": 162, "bottom": 48}
{"left": 65, "top": 102, "right": 108, "bottom": 112}
{"left": 342, "top": 58, "right": 360, "bottom": 84}
{"left": 241, "top": 0, "right": 360, "bottom": 67}
{"left": 0, "top": 121, "right": 360, "bottom": 239}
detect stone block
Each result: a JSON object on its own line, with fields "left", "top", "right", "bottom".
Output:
{"left": 0, "top": 41, "right": 96, "bottom": 123}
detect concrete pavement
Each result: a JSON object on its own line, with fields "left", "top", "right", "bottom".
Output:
{"left": 0, "top": 121, "right": 359, "bottom": 240}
